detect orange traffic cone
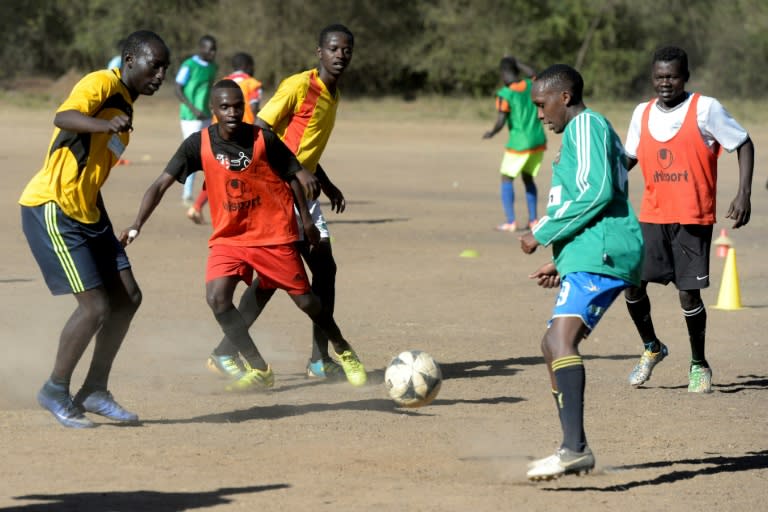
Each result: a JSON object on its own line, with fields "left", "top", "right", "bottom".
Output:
{"left": 713, "top": 247, "right": 742, "bottom": 310}
{"left": 713, "top": 228, "right": 733, "bottom": 258}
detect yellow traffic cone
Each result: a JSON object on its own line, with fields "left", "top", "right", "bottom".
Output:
{"left": 714, "top": 247, "right": 742, "bottom": 310}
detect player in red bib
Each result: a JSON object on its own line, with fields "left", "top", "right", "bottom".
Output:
{"left": 122, "top": 80, "right": 367, "bottom": 391}
{"left": 623, "top": 47, "right": 754, "bottom": 393}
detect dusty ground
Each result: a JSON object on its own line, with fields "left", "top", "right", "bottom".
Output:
{"left": 0, "top": 93, "right": 766, "bottom": 512}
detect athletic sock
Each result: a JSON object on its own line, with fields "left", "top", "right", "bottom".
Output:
{"left": 683, "top": 304, "right": 707, "bottom": 366}
{"left": 552, "top": 388, "right": 564, "bottom": 432}
{"left": 523, "top": 178, "right": 537, "bottom": 222}
{"left": 625, "top": 293, "right": 660, "bottom": 352}
{"left": 45, "top": 378, "right": 70, "bottom": 395}
{"left": 552, "top": 355, "right": 587, "bottom": 453}
{"left": 213, "top": 308, "right": 266, "bottom": 370}
{"left": 500, "top": 180, "right": 515, "bottom": 224}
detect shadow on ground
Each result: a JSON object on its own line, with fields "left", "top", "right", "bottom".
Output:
{"left": 543, "top": 450, "right": 768, "bottom": 492}
{"left": 4, "top": 484, "right": 289, "bottom": 511}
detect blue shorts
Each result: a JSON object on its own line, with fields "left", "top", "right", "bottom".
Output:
{"left": 21, "top": 202, "right": 130, "bottom": 295}
{"left": 549, "top": 272, "right": 631, "bottom": 331}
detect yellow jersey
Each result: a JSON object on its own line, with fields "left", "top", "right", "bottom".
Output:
{"left": 19, "top": 69, "right": 134, "bottom": 224}
{"left": 257, "top": 68, "right": 338, "bottom": 173}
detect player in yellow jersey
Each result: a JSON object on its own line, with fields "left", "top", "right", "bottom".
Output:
{"left": 206, "top": 24, "right": 367, "bottom": 385}
{"left": 19, "top": 30, "right": 171, "bottom": 428}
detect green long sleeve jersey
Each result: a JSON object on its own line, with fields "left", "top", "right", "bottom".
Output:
{"left": 532, "top": 109, "right": 644, "bottom": 285}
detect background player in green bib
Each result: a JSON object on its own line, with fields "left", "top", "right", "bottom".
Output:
{"left": 175, "top": 34, "right": 218, "bottom": 205}
{"left": 483, "top": 56, "right": 547, "bottom": 232}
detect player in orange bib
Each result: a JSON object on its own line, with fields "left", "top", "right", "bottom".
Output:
{"left": 186, "top": 52, "right": 263, "bottom": 224}
{"left": 622, "top": 46, "right": 754, "bottom": 393}
{"left": 207, "top": 24, "right": 360, "bottom": 382}
{"left": 122, "top": 80, "right": 367, "bottom": 391}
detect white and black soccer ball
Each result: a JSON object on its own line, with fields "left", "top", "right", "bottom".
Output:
{"left": 384, "top": 350, "right": 442, "bottom": 408}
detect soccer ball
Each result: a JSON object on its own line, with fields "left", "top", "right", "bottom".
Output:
{"left": 384, "top": 350, "right": 442, "bottom": 408}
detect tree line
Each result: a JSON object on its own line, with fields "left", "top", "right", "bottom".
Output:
{"left": 1, "top": 0, "right": 766, "bottom": 100}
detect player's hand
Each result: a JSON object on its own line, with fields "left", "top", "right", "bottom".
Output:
{"left": 119, "top": 227, "right": 140, "bottom": 247}
{"left": 107, "top": 115, "right": 132, "bottom": 134}
{"left": 726, "top": 195, "right": 751, "bottom": 228}
{"left": 519, "top": 232, "right": 539, "bottom": 254}
{"left": 295, "top": 169, "right": 320, "bottom": 200}
{"left": 322, "top": 182, "right": 346, "bottom": 213}
{"left": 529, "top": 262, "right": 560, "bottom": 288}
{"left": 304, "top": 224, "right": 321, "bottom": 247}
{"left": 482, "top": 130, "right": 494, "bottom": 139}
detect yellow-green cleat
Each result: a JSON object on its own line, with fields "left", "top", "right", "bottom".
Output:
{"left": 225, "top": 363, "right": 274, "bottom": 392}
{"left": 207, "top": 353, "right": 245, "bottom": 379}
{"left": 336, "top": 350, "right": 367, "bottom": 387}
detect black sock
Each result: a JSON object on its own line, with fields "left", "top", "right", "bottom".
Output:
{"left": 626, "top": 294, "right": 660, "bottom": 352}
{"left": 214, "top": 286, "right": 272, "bottom": 357}
{"left": 552, "top": 356, "right": 587, "bottom": 453}
{"left": 213, "top": 308, "right": 266, "bottom": 370}
{"left": 683, "top": 304, "right": 707, "bottom": 366}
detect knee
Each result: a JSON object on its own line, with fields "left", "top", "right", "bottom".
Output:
{"left": 295, "top": 293, "right": 321, "bottom": 316}
{"left": 311, "top": 244, "right": 337, "bottom": 277}
{"left": 83, "top": 296, "right": 111, "bottom": 326}
{"left": 679, "top": 290, "right": 702, "bottom": 310}
{"left": 124, "top": 288, "right": 142, "bottom": 315}
{"left": 206, "top": 290, "right": 230, "bottom": 315}
{"left": 624, "top": 285, "right": 645, "bottom": 302}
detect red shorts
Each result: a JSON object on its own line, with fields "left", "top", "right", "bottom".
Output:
{"left": 206, "top": 244, "right": 310, "bottom": 295}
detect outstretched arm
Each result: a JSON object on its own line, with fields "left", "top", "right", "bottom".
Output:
{"left": 119, "top": 172, "right": 177, "bottom": 246}
{"left": 727, "top": 136, "right": 754, "bottom": 228}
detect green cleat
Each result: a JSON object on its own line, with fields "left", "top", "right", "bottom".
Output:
{"left": 688, "top": 364, "right": 713, "bottom": 393}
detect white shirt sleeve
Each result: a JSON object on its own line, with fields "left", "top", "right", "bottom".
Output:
{"left": 700, "top": 97, "right": 749, "bottom": 153}
{"left": 175, "top": 64, "right": 190, "bottom": 86}
{"left": 624, "top": 102, "right": 648, "bottom": 159}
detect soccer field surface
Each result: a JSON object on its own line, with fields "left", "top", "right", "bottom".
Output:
{"left": 1, "top": 96, "right": 766, "bottom": 511}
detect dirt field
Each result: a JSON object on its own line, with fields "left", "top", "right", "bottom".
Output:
{"left": 0, "top": 92, "right": 766, "bottom": 512}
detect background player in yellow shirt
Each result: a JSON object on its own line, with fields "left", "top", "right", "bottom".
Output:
{"left": 19, "top": 30, "right": 171, "bottom": 428}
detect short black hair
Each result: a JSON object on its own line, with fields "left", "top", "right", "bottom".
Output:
{"left": 319, "top": 24, "right": 354, "bottom": 47}
{"left": 212, "top": 78, "right": 243, "bottom": 95}
{"left": 200, "top": 34, "right": 217, "bottom": 47}
{"left": 535, "top": 64, "right": 584, "bottom": 105}
{"left": 653, "top": 46, "right": 690, "bottom": 79}
{"left": 122, "top": 30, "right": 168, "bottom": 61}
{"left": 231, "top": 52, "right": 254, "bottom": 71}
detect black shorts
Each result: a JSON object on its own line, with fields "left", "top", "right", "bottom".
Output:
{"left": 21, "top": 202, "right": 130, "bottom": 295}
{"left": 640, "top": 223, "right": 713, "bottom": 290}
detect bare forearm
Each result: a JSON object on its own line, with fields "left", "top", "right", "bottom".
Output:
{"left": 736, "top": 137, "right": 754, "bottom": 196}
